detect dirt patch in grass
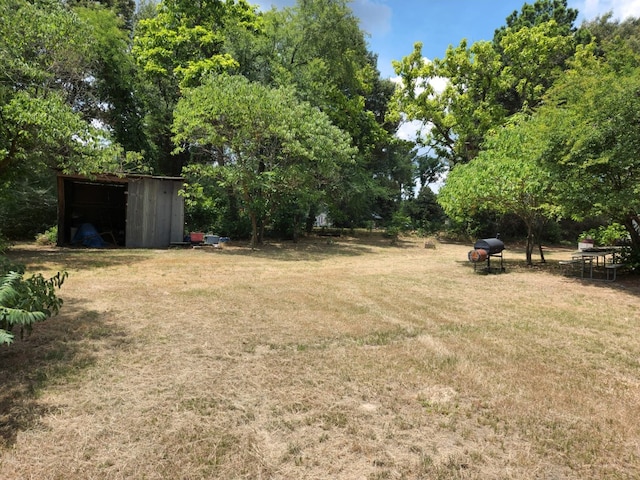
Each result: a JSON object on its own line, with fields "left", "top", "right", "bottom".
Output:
{"left": 1, "top": 236, "right": 640, "bottom": 479}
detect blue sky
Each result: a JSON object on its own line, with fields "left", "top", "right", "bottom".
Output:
{"left": 253, "top": 0, "right": 640, "bottom": 78}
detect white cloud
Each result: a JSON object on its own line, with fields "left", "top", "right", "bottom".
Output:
{"left": 390, "top": 57, "right": 448, "bottom": 98}
{"left": 572, "top": 0, "right": 640, "bottom": 20}
{"left": 396, "top": 119, "right": 426, "bottom": 142}
{"left": 427, "top": 76, "right": 448, "bottom": 96}
{"left": 618, "top": 0, "right": 640, "bottom": 17}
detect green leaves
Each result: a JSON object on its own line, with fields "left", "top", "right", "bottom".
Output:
{"left": 0, "top": 0, "right": 89, "bottom": 92}
{"left": 392, "top": 4, "right": 579, "bottom": 167}
{"left": 173, "top": 74, "right": 355, "bottom": 245}
{"left": 438, "top": 114, "right": 557, "bottom": 263}
{"left": 132, "top": 0, "right": 259, "bottom": 89}
{"left": 499, "top": 20, "right": 576, "bottom": 111}
{"left": 439, "top": 24, "right": 640, "bottom": 257}
{"left": 539, "top": 50, "right": 640, "bottom": 229}
{"left": 0, "top": 0, "right": 138, "bottom": 192}
{"left": 0, "top": 268, "right": 67, "bottom": 346}
{"left": 392, "top": 39, "right": 509, "bottom": 166}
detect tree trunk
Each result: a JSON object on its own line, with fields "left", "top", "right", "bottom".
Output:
{"left": 538, "top": 243, "right": 546, "bottom": 263}
{"left": 305, "top": 205, "right": 317, "bottom": 233}
{"left": 292, "top": 213, "right": 300, "bottom": 243}
{"left": 250, "top": 212, "right": 258, "bottom": 249}
{"left": 258, "top": 219, "right": 264, "bottom": 245}
{"left": 624, "top": 214, "right": 640, "bottom": 252}
{"left": 535, "top": 219, "right": 546, "bottom": 263}
{"left": 525, "top": 222, "right": 534, "bottom": 265}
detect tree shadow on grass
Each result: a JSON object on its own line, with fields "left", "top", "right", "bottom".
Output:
{"left": 215, "top": 235, "right": 419, "bottom": 261}
{"left": 506, "top": 244, "right": 639, "bottom": 281}
{"left": 0, "top": 301, "right": 129, "bottom": 449}
{"left": 5, "top": 244, "right": 154, "bottom": 272}
{"left": 457, "top": 245, "right": 640, "bottom": 295}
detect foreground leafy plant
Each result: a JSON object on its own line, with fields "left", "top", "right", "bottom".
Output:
{"left": 0, "top": 265, "right": 67, "bottom": 346}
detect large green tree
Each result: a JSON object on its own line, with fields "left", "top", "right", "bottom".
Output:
{"left": 538, "top": 42, "right": 640, "bottom": 251}
{"left": 439, "top": 34, "right": 640, "bottom": 261}
{"left": 132, "top": 0, "right": 262, "bottom": 175}
{"left": 76, "top": 5, "right": 150, "bottom": 155}
{"left": 392, "top": 39, "right": 506, "bottom": 165}
{"left": 259, "top": 0, "right": 411, "bottom": 228}
{"left": 1, "top": 0, "right": 91, "bottom": 177}
{"left": 391, "top": 0, "right": 580, "bottom": 169}
{"left": 134, "top": 0, "right": 411, "bottom": 231}
{"left": 0, "top": 0, "right": 127, "bottom": 177}
{"left": 173, "top": 75, "right": 355, "bottom": 246}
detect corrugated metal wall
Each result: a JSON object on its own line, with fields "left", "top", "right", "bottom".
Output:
{"left": 126, "top": 178, "right": 184, "bottom": 248}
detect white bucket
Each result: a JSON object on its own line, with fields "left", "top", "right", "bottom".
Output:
{"left": 578, "top": 239, "right": 594, "bottom": 251}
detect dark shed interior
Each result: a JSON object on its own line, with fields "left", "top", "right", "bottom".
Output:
{"left": 61, "top": 179, "right": 127, "bottom": 245}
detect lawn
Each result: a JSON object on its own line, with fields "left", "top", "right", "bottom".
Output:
{"left": 1, "top": 235, "right": 639, "bottom": 479}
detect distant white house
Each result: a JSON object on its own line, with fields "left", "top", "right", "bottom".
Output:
{"left": 315, "top": 211, "right": 331, "bottom": 227}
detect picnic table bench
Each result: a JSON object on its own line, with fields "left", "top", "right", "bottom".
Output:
{"left": 605, "top": 263, "right": 625, "bottom": 281}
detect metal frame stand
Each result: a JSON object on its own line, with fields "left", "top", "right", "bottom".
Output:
{"left": 474, "top": 252, "right": 505, "bottom": 273}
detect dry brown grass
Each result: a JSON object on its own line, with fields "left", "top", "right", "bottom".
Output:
{"left": 1, "top": 234, "right": 640, "bottom": 479}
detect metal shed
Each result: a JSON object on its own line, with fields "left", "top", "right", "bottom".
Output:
{"left": 57, "top": 173, "right": 185, "bottom": 248}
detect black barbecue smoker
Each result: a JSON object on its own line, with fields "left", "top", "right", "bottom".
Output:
{"left": 468, "top": 236, "right": 505, "bottom": 273}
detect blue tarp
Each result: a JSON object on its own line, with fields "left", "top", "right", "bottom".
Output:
{"left": 72, "top": 223, "right": 106, "bottom": 248}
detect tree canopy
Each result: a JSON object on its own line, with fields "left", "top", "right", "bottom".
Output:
{"left": 173, "top": 74, "right": 355, "bottom": 246}
{"left": 391, "top": 0, "right": 580, "bottom": 168}
{"left": 439, "top": 33, "right": 640, "bottom": 260}
{"left": 260, "top": 0, "right": 408, "bottom": 228}
{"left": 537, "top": 43, "right": 640, "bottom": 249}
{"left": 131, "top": 0, "right": 263, "bottom": 174}
{"left": 0, "top": 0, "right": 128, "bottom": 181}
{"left": 493, "top": 0, "right": 579, "bottom": 45}
{"left": 390, "top": 0, "right": 640, "bottom": 261}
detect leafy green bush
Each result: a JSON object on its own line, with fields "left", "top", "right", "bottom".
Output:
{"left": 0, "top": 177, "right": 57, "bottom": 239}
{"left": 0, "top": 259, "right": 67, "bottom": 345}
{"left": 35, "top": 226, "right": 58, "bottom": 245}
{"left": 385, "top": 225, "right": 401, "bottom": 241}
{"left": 580, "top": 223, "right": 629, "bottom": 246}
{"left": 619, "top": 248, "right": 640, "bottom": 274}
{"left": 385, "top": 212, "right": 412, "bottom": 243}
